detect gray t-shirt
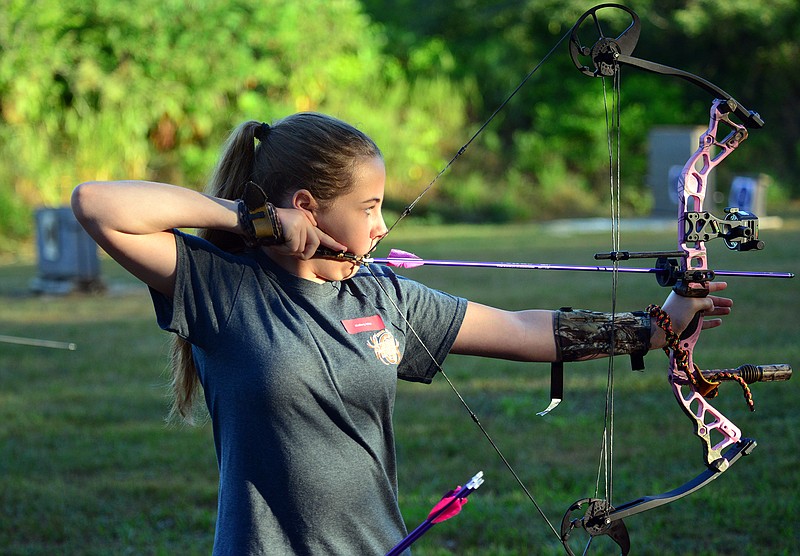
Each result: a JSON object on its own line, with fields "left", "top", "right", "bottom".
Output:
{"left": 150, "top": 231, "right": 467, "bottom": 555}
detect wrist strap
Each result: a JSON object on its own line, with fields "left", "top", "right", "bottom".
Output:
{"left": 646, "top": 304, "right": 754, "bottom": 410}
{"left": 238, "top": 181, "right": 284, "bottom": 247}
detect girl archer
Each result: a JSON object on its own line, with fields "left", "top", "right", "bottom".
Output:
{"left": 71, "top": 112, "right": 730, "bottom": 555}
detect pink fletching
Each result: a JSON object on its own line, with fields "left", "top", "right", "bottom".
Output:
{"left": 428, "top": 489, "right": 468, "bottom": 523}
{"left": 386, "top": 249, "right": 425, "bottom": 269}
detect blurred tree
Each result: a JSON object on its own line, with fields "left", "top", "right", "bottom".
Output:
{"left": 362, "top": 0, "right": 799, "bottom": 215}
{"left": 1, "top": 0, "right": 796, "bottom": 241}
{"left": 0, "top": 0, "right": 467, "bottom": 239}
{"left": 648, "top": 0, "right": 800, "bottom": 193}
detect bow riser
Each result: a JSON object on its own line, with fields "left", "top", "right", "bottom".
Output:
{"left": 669, "top": 328, "right": 744, "bottom": 468}
{"left": 669, "top": 97, "right": 750, "bottom": 466}
{"left": 676, "top": 99, "right": 749, "bottom": 297}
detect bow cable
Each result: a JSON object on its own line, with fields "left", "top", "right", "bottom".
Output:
{"left": 595, "top": 58, "right": 622, "bottom": 518}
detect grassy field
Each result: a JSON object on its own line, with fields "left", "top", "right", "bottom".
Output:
{"left": 1, "top": 216, "right": 798, "bottom": 555}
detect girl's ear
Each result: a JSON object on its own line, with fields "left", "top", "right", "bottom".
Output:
{"left": 292, "top": 189, "right": 318, "bottom": 213}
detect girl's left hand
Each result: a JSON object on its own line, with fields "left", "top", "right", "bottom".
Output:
{"left": 656, "top": 281, "right": 733, "bottom": 346}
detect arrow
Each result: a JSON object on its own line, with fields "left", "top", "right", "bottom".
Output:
{"left": 385, "top": 471, "right": 484, "bottom": 556}
{"left": 0, "top": 334, "right": 77, "bottom": 350}
{"left": 364, "top": 249, "right": 794, "bottom": 280}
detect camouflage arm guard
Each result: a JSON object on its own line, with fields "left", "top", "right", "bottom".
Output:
{"left": 554, "top": 308, "right": 651, "bottom": 366}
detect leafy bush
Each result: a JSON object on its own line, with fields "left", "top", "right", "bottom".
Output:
{"left": 0, "top": 0, "right": 468, "bottom": 241}
{"left": 2, "top": 1, "right": 797, "bottom": 243}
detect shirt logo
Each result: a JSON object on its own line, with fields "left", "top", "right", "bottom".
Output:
{"left": 367, "top": 329, "right": 402, "bottom": 366}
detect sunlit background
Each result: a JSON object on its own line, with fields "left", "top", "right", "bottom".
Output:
{"left": 2, "top": 1, "right": 798, "bottom": 554}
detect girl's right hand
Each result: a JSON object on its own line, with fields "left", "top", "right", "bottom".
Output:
{"left": 271, "top": 207, "right": 348, "bottom": 260}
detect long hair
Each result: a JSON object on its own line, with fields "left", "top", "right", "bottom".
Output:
{"left": 168, "top": 113, "right": 382, "bottom": 422}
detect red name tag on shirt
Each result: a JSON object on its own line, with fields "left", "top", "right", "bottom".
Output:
{"left": 341, "top": 315, "right": 386, "bottom": 334}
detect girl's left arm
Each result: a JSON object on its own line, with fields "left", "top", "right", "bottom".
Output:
{"left": 450, "top": 303, "right": 557, "bottom": 361}
{"left": 450, "top": 282, "right": 732, "bottom": 363}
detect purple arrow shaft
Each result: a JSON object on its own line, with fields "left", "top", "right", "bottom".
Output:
{"left": 368, "top": 257, "right": 794, "bottom": 279}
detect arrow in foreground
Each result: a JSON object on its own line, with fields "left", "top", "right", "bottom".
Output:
{"left": 385, "top": 471, "right": 484, "bottom": 556}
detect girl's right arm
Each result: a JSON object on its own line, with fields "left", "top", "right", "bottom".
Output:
{"left": 71, "top": 181, "right": 240, "bottom": 297}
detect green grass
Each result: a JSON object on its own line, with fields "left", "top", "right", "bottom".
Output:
{"left": 2, "top": 216, "right": 799, "bottom": 555}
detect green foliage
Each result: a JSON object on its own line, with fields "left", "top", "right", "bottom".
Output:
{"left": 0, "top": 187, "right": 30, "bottom": 238}
{"left": 363, "top": 0, "right": 800, "bottom": 215}
{"left": 1, "top": 1, "right": 798, "bottom": 242}
{"left": 0, "top": 0, "right": 468, "bottom": 241}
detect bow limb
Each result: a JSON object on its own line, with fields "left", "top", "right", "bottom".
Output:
{"left": 560, "top": 438, "right": 757, "bottom": 556}
{"left": 568, "top": 3, "right": 763, "bottom": 128}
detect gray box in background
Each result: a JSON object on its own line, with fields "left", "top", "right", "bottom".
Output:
{"left": 31, "top": 207, "right": 104, "bottom": 294}
{"left": 648, "top": 126, "right": 714, "bottom": 218}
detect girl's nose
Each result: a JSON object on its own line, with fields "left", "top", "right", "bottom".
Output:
{"left": 372, "top": 215, "right": 388, "bottom": 239}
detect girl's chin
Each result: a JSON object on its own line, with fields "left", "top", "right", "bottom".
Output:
{"left": 338, "top": 262, "right": 361, "bottom": 280}
{"left": 315, "top": 261, "right": 360, "bottom": 282}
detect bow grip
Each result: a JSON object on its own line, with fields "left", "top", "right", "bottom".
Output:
{"left": 680, "top": 310, "right": 704, "bottom": 343}
{"left": 672, "top": 278, "right": 711, "bottom": 299}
